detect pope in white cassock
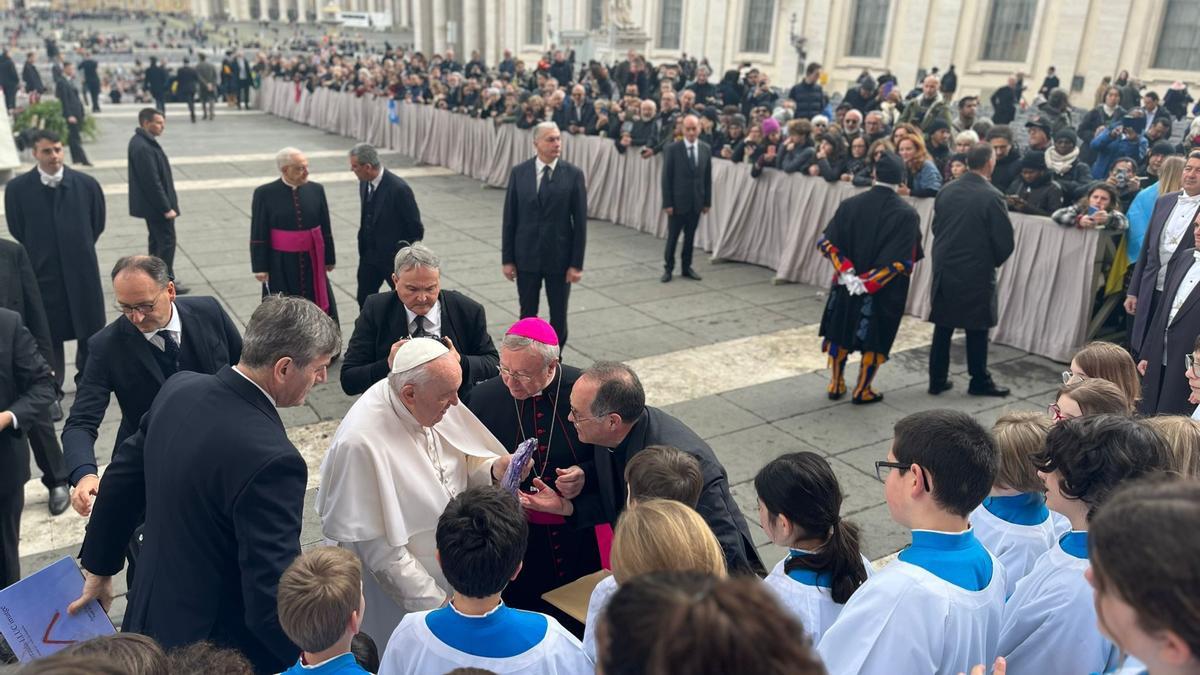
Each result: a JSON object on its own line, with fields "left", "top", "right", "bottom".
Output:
{"left": 317, "top": 338, "right": 522, "bottom": 640}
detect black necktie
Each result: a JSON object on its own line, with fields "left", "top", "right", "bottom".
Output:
{"left": 688, "top": 143, "right": 696, "bottom": 167}
{"left": 364, "top": 182, "right": 373, "bottom": 204}
{"left": 154, "top": 330, "right": 180, "bottom": 377}
{"left": 412, "top": 315, "right": 427, "bottom": 338}
{"left": 539, "top": 165, "right": 551, "bottom": 195}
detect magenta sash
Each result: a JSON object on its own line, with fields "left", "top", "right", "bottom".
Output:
{"left": 526, "top": 510, "right": 566, "bottom": 526}
{"left": 269, "top": 227, "right": 330, "bottom": 313}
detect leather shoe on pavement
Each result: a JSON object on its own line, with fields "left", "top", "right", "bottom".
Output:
{"left": 48, "top": 486, "right": 70, "bottom": 516}
{"left": 660, "top": 271, "right": 672, "bottom": 283}
{"left": 682, "top": 268, "right": 703, "bottom": 281}
{"left": 928, "top": 381, "right": 954, "bottom": 395}
{"left": 968, "top": 380, "right": 1010, "bottom": 397}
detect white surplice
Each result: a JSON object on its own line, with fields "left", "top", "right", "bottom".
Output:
{"left": 317, "top": 378, "right": 506, "bottom": 641}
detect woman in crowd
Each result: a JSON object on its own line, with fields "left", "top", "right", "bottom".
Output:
{"left": 896, "top": 134, "right": 942, "bottom": 197}
{"left": 852, "top": 138, "right": 895, "bottom": 186}
{"left": 807, "top": 133, "right": 848, "bottom": 181}
{"left": 1141, "top": 416, "right": 1200, "bottom": 477}
{"left": 1061, "top": 340, "right": 1142, "bottom": 406}
{"left": 946, "top": 153, "right": 968, "bottom": 181}
{"left": 1088, "top": 480, "right": 1200, "bottom": 675}
{"left": 515, "top": 94, "right": 545, "bottom": 129}
{"left": 811, "top": 114, "right": 830, "bottom": 136}
{"left": 840, "top": 135, "right": 869, "bottom": 182}
{"left": 1050, "top": 378, "right": 1135, "bottom": 422}
{"left": 1126, "top": 155, "right": 1184, "bottom": 267}
{"left": 778, "top": 118, "right": 815, "bottom": 173}
{"left": 953, "top": 129, "right": 979, "bottom": 155}
{"left": 890, "top": 121, "right": 919, "bottom": 149}
{"left": 718, "top": 69, "right": 744, "bottom": 109}
{"left": 751, "top": 117, "right": 784, "bottom": 177}
{"left": 1045, "top": 129, "right": 1094, "bottom": 202}
{"left": 1052, "top": 182, "right": 1128, "bottom": 230}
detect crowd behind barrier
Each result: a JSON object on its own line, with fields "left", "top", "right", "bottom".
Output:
{"left": 261, "top": 77, "right": 1100, "bottom": 362}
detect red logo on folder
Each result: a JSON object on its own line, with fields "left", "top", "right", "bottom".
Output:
{"left": 41, "top": 612, "right": 77, "bottom": 646}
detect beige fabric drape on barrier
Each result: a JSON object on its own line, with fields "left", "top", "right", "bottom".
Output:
{"left": 261, "top": 79, "right": 1099, "bottom": 362}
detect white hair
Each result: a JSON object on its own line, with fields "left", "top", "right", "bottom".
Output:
{"left": 533, "top": 121, "right": 560, "bottom": 142}
{"left": 275, "top": 147, "right": 303, "bottom": 170}
{"left": 500, "top": 333, "right": 560, "bottom": 367}
{"left": 955, "top": 129, "right": 980, "bottom": 145}
{"left": 387, "top": 351, "right": 455, "bottom": 393}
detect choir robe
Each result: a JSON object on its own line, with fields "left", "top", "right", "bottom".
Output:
{"left": 762, "top": 550, "right": 875, "bottom": 645}
{"left": 466, "top": 365, "right": 602, "bottom": 623}
{"left": 379, "top": 603, "right": 593, "bottom": 675}
{"left": 817, "top": 529, "right": 1007, "bottom": 675}
{"left": 970, "top": 493, "right": 1060, "bottom": 597}
{"left": 998, "top": 532, "right": 1120, "bottom": 675}
{"left": 581, "top": 575, "right": 615, "bottom": 662}
{"left": 250, "top": 178, "right": 338, "bottom": 320}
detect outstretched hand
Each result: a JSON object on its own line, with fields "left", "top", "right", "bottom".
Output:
{"left": 519, "top": 477, "right": 573, "bottom": 516}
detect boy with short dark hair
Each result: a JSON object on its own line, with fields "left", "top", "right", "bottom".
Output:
{"left": 277, "top": 546, "right": 370, "bottom": 674}
{"left": 379, "top": 486, "right": 591, "bottom": 674}
{"left": 818, "top": 409, "right": 1007, "bottom": 675}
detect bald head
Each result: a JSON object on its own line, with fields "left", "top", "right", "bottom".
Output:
{"left": 922, "top": 76, "right": 939, "bottom": 98}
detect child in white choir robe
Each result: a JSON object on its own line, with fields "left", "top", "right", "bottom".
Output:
{"left": 580, "top": 446, "right": 710, "bottom": 662}
{"left": 378, "top": 486, "right": 592, "bottom": 675}
{"left": 1141, "top": 415, "right": 1200, "bottom": 479}
{"left": 1089, "top": 480, "right": 1200, "bottom": 675}
{"left": 755, "top": 452, "right": 872, "bottom": 644}
{"left": 969, "top": 412, "right": 1059, "bottom": 597}
{"left": 998, "top": 415, "right": 1174, "bottom": 675}
{"left": 817, "top": 410, "right": 1007, "bottom": 675}
{"left": 597, "top": 571, "right": 827, "bottom": 675}
{"left": 277, "top": 547, "right": 372, "bottom": 675}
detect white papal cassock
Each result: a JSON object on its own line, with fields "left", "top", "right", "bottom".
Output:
{"left": 317, "top": 373, "right": 505, "bottom": 641}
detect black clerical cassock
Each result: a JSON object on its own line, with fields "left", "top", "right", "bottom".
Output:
{"left": 466, "top": 363, "right": 601, "bottom": 630}
{"left": 250, "top": 178, "right": 338, "bottom": 320}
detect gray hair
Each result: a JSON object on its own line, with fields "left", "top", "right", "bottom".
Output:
{"left": 582, "top": 361, "right": 645, "bottom": 422}
{"left": 276, "top": 146, "right": 303, "bottom": 170}
{"left": 240, "top": 296, "right": 341, "bottom": 369}
{"left": 533, "top": 121, "right": 560, "bottom": 142}
{"left": 955, "top": 129, "right": 980, "bottom": 145}
{"left": 349, "top": 143, "right": 381, "bottom": 168}
{"left": 500, "top": 333, "right": 560, "bottom": 367}
{"left": 393, "top": 242, "right": 441, "bottom": 276}
{"left": 110, "top": 254, "right": 170, "bottom": 286}
{"left": 387, "top": 350, "right": 455, "bottom": 392}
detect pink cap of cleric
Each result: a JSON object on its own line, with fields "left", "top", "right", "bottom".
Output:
{"left": 506, "top": 317, "right": 559, "bottom": 346}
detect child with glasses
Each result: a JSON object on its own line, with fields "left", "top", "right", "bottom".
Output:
{"left": 1061, "top": 341, "right": 1142, "bottom": 407}
{"left": 969, "top": 412, "right": 1067, "bottom": 597}
{"left": 818, "top": 410, "right": 1006, "bottom": 675}
{"left": 997, "top": 415, "right": 1172, "bottom": 674}
{"left": 1049, "top": 378, "right": 1134, "bottom": 422}
{"left": 756, "top": 452, "right": 871, "bottom": 645}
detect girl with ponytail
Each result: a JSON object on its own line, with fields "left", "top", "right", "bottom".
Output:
{"left": 754, "top": 451, "right": 870, "bottom": 643}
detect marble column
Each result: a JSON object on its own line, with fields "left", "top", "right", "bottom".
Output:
{"left": 295, "top": 0, "right": 306, "bottom": 22}
{"left": 462, "top": 0, "right": 478, "bottom": 56}
{"left": 397, "top": 0, "right": 408, "bottom": 28}
{"left": 412, "top": 0, "right": 429, "bottom": 54}
{"left": 431, "top": 0, "right": 446, "bottom": 54}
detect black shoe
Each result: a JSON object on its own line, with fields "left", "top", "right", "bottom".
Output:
{"left": 48, "top": 486, "right": 69, "bottom": 516}
{"left": 852, "top": 392, "right": 884, "bottom": 405}
{"left": 928, "top": 380, "right": 954, "bottom": 395}
{"left": 50, "top": 399, "right": 63, "bottom": 422}
{"left": 660, "top": 270, "right": 672, "bottom": 283}
{"left": 173, "top": 282, "right": 191, "bottom": 295}
{"left": 968, "top": 380, "right": 1011, "bottom": 397}
{"left": 682, "top": 268, "right": 703, "bottom": 281}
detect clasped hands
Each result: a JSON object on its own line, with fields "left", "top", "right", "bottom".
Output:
{"left": 838, "top": 268, "right": 868, "bottom": 296}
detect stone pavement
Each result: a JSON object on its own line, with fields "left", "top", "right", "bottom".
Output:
{"left": 6, "top": 101, "right": 1066, "bottom": 622}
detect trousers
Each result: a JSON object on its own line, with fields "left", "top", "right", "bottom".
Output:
{"left": 929, "top": 325, "right": 990, "bottom": 385}
{"left": 517, "top": 270, "right": 572, "bottom": 347}
{"left": 664, "top": 210, "right": 701, "bottom": 272}
{"left": 146, "top": 215, "right": 178, "bottom": 278}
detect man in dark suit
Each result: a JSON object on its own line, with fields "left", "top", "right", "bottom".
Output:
{"left": 62, "top": 255, "right": 241, "bottom": 517}
{"left": 502, "top": 122, "right": 588, "bottom": 346}
{"left": 927, "top": 143, "right": 1014, "bottom": 397}
{"left": 233, "top": 50, "right": 252, "bottom": 110}
{"left": 70, "top": 296, "right": 340, "bottom": 674}
{"left": 1137, "top": 223, "right": 1200, "bottom": 415}
{"left": 174, "top": 57, "right": 199, "bottom": 123}
{"left": 22, "top": 52, "right": 44, "bottom": 100}
{"left": 5, "top": 130, "right": 106, "bottom": 392}
{"left": 55, "top": 62, "right": 91, "bottom": 166}
{"left": 523, "top": 360, "right": 765, "bottom": 577}
{"left": 1126, "top": 152, "right": 1200, "bottom": 359}
{"left": 660, "top": 114, "right": 712, "bottom": 283}
{"left": 341, "top": 243, "right": 498, "bottom": 398}
{"left": 79, "top": 52, "right": 101, "bottom": 113}
{"left": 0, "top": 49, "right": 20, "bottom": 112}
{"left": 562, "top": 84, "right": 595, "bottom": 135}
{"left": 128, "top": 108, "right": 187, "bottom": 293}
{"left": 349, "top": 143, "right": 424, "bottom": 308}
{"left": 0, "top": 239, "right": 70, "bottom": 514}
{"left": 144, "top": 56, "right": 167, "bottom": 113}
{"left": 0, "top": 308, "right": 56, "bottom": 586}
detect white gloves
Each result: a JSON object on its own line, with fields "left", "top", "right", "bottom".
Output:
{"left": 839, "top": 271, "right": 867, "bottom": 296}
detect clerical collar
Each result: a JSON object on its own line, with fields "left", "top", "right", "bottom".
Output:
{"left": 281, "top": 176, "right": 304, "bottom": 189}
{"left": 610, "top": 408, "right": 647, "bottom": 454}
{"left": 231, "top": 365, "right": 277, "bottom": 407}
{"left": 1058, "top": 531, "right": 1088, "bottom": 560}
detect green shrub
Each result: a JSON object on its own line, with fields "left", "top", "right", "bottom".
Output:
{"left": 13, "top": 100, "right": 98, "bottom": 141}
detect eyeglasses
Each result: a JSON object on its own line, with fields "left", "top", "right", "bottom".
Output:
{"left": 498, "top": 364, "right": 538, "bottom": 382}
{"left": 1061, "top": 370, "right": 1085, "bottom": 385}
{"left": 1188, "top": 353, "right": 1197, "bottom": 374}
{"left": 568, "top": 406, "right": 611, "bottom": 424}
{"left": 114, "top": 289, "right": 165, "bottom": 316}
{"left": 874, "top": 460, "right": 931, "bottom": 492}
{"left": 1048, "top": 402, "right": 1074, "bottom": 422}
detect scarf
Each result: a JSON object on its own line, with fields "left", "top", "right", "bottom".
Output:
{"left": 1045, "top": 146, "right": 1079, "bottom": 174}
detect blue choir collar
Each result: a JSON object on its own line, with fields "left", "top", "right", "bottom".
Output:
{"left": 785, "top": 549, "right": 833, "bottom": 588}
{"left": 899, "top": 528, "right": 994, "bottom": 591}
{"left": 982, "top": 493, "right": 1051, "bottom": 526}
{"left": 910, "top": 528, "right": 978, "bottom": 550}
{"left": 427, "top": 600, "right": 548, "bottom": 658}
{"left": 1059, "top": 531, "right": 1088, "bottom": 560}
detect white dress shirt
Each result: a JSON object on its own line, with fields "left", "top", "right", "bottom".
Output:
{"left": 534, "top": 156, "right": 559, "bottom": 194}
{"left": 140, "top": 302, "right": 182, "bottom": 351}
{"left": 366, "top": 168, "right": 384, "bottom": 200}
{"left": 1164, "top": 251, "right": 1200, "bottom": 365}
{"left": 685, "top": 140, "right": 699, "bottom": 166}
{"left": 38, "top": 166, "right": 64, "bottom": 187}
{"left": 405, "top": 300, "right": 442, "bottom": 337}
{"left": 1157, "top": 192, "right": 1200, "bottom": 290}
